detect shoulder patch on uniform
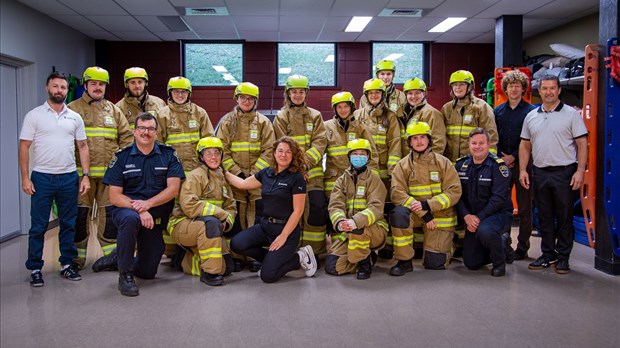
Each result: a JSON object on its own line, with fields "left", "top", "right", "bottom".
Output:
{"left": 108, "top": 155, "right": 118, "bottom": 168}
{"left": 455, "top": 155, "right": 469, "bottom": 163}
{"left": 499, "top": 165, "right": 509, "bottom": 178}
{"left": 116, "top": 144, "right": 132, "bottom": 153}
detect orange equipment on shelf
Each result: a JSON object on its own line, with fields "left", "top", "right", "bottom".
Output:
{"left": 493, "top": 67, "right": 533, "bottom": 107}
{"left": 580, "top": 44, "right": 600, "bottom": 248}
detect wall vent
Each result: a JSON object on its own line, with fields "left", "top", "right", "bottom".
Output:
{"left": 185, "top": 7, "right": 229, "bottom": 16}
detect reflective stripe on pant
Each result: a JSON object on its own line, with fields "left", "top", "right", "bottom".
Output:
{"left": 301, "top": 189, "right": 327, "bottom": 254}
{"left": 25, "top": 171, "right": 79, "bottom": 270}
{"left": 171, "top": 217, "right": 228, "bottom": 275}
{"left": 324, "top": 223, "right": 386, "bottom": 275}
{"left": 74, "top": 178, "right": 117, "bottom": 267}
{"left": 392, "top": 216, "right": 455, "bottom": 269}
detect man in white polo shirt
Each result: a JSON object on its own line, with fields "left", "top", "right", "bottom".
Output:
{"left": 519, "top": 75, "right": 588, "bottom": 275}
{"left": 19, "top": 72, "right": 91, "bottom": 287}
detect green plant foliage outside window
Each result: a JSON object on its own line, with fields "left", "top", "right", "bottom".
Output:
{"left": 372, "top": 43, "right": 424, "bottom": 85}
{"left": 278, "top": 43, "right": 336, "bottom": 86}
{"left": 184, "top": 43, "right": 243, "bottom": 86}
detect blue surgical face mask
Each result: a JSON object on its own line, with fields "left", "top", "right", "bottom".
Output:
{"left": 350, "top": 155, "right": 368, "bottom": 169}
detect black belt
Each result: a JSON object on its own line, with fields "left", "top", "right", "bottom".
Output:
{"left": 535, "top": 163, "right": 577, "bottom": 172}
{"left": 266, "top": 216, "right": 287, "bottom": 224}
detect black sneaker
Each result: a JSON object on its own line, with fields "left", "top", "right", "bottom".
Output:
{"left": 528, "top": 256, "right": 558, "bottom": 270}
{"left": 555, "top": 259, "right": 570, "bottom": 274}
{"left": 60, "top": 264, "right": 82, "bottom": 281}
{"left": 249, "top": 260, "right": 262, "bottom": 273}
{"left": 30, "top": 271, "right": 44, "bottom": 287}
{"left": 514, "top": 249, "right": 528, "bottom": 260}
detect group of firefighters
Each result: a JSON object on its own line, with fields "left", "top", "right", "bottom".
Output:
{"left": 70, "top": 59, "right": 512, "bottom": 284}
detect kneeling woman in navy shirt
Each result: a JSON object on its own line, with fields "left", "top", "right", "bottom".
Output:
{"left": 225, "top": 136, "right": 317, "bottom": 283}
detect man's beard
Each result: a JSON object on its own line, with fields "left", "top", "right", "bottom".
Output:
{"left": 129, "top": 89, "right": 145, "bottom": 98}
{"left": 49, "top": 92, "right": 66, "bottom": 104}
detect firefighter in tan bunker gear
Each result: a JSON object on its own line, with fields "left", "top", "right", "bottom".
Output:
{"left": 167, "top": 137, "right": 236, "bottom": 286}
{"left": 115, "top": 67, "right": 166, "bottom": 129}
{"left": 440, "top": 70, "right": 498, "bottom": 162}
{"left": 402, "top": 78, "right": 447, "bottom": 155}
{"left": 325, "top": 139, "right": 387, "bottom": 280}
{"left": 274, "top": 75, "right": 328, "bottom": 255}
{"left": 157, "top": 76, "right": 215, "bottom": 258}
{"left": 389, "top": 122, "right": 462, "bottom": 274}
{"left": 324, "top": 91, "right": 378, "bottom": 198}
{"left": 360, "top": 60, "right": 407, "bottom": 118}
{"left": 67, "top": 66, "right": 133, "bottom": 270}
{"left": 215, "top": 82, "right": 276, "bottom": 272}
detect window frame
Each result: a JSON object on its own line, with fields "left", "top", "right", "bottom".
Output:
{"left": 370, "top": 41, "right": 429, "bottom": 86}
{"left": 181, "top": 40, "right": 245, "bottom": 87}
{"left": 276, "top": 42, "right": 337, "bottom": 87}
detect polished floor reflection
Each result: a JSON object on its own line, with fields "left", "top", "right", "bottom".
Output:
{"left": 1, "top": 226, "right": 619, "bottom": 347}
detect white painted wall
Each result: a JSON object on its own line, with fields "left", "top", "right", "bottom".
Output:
{"left": 0, "top": 0, "right": 95, "bottom": 238}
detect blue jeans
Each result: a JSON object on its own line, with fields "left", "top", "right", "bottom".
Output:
{"left": 25, "top": 171, "right": 79, "bottom": 270}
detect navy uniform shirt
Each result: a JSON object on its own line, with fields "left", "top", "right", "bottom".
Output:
{"left": 103, "top": 142, "right": 185, "bottom": 200}
{"left": 455, "top": 153, "right": 513, "bottom": 221}
{"left": 254, "top": 167, "right": 306, "bottom": 220}
{"left": 494, "top": 100, "right": 536, "bottom": 159}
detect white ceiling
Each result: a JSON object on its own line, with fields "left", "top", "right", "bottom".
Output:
{"left": 17, "top": 0, "right": 599, "bottom": 43}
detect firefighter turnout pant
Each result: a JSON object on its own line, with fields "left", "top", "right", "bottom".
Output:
{"left": 171, "top": 216, "right": 230, "bottom": 276}
{"left": 74, "top": 178, "right": 117, "bottom": 268}
{"left": 300, "top": 185, "right": 328, "bottom": 255}
{"left": 390, "top": 206, "right": 454, "bottom": 270}
{"left": 324, "top": 223, "right": 386, "bottom": 275}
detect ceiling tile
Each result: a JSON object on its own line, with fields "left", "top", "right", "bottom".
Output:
{"left": 86, "top": 15, "right": 146, "bottom": 31}
{"left": 318, "top": 31, "right": 373, "bottom": 42}
{"left": 82, "top": 30, "right": 122, "bottom": 40}
{"left": 364, "top": 17, "right": 422, "bottom": 34}
{"left": 48, "top": 14, "right": 102, "bottom": 32}
{"left": 280, "top": 0, "right": 333, "bottom": 16}
{"left": 397, "top": 31, "right": 442, "bottom": 41}
{"left": 467, "top": 31, "right": 495, "bottom": 43}
{"left": 195, "top": 31, "right": 240, "bottom": 40}
{"left": 17, "top": 0, "right": 76, "bottom": 15}
{"left": 183, "top": 16, "right": 235, "bottom": 32}
{"left": 426, "top": 0, "right": 502, "bottom": 18}
{"left": 225, "top": 0, "right": 278, "bottom": 16}
{"left": 135, "top": 16, "right": 170, "bottom": 32}
{"left": 449, "top": 18, "right": 495, "bottom": 32}
{"left": 529, "top": 0, "right": 598, "bottom": 19}
{"left": 324, "top": 16, "right": 352, "bottom": 31}
{"left": 476, "top": 0, "right": 555, "bottom": 18}
{"left": 57, "top": 0, "right": 127, "bottom": 15}
{"left": 169, "top": 0, "right": 225, "bottom": 6}
{"left": 279, "top": 16, "right": 326, "bottom": 32}
{"left": 330, "top": 0, "right": 391, "bottom": 16}
{"left": 115, "top": 0, "right": 178, "bottom": 16}
{"left": 234, "top": 16, "right": 278, "bottom": 31}
{"left": 239, "top": 31, "right": 279, "bottom": 42}
{"left": 433, "top": 32, "right": 482, "bottom": 43}
{"left": 278, "top": 31, "right": 319, "bottom": 42}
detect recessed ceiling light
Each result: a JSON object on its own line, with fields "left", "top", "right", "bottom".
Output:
{"left": 428, "top": 17, "right": 467, "bottom": 33}
{"left": 345, "top": 16, "right": 372, "bottom": 32}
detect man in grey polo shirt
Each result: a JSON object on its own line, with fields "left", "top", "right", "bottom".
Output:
{"left": 518, "top": 75, "right": 588, "bottom": 274}
{"left": 19, "top": 72, "right": 91, "bottom": 286}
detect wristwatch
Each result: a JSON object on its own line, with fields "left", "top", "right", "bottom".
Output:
{"left": 82, "top": 173, "right": 90, "bottom": 177}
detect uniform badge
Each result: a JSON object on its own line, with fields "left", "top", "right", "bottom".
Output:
{"left": 173, "top": 151, "right": 182, "bottom": 164}
{"left": 430, "top": 171, "right": 439, "bottom": 181}
{"left": 222, "top": 186, "right": 228, "bottom": 196}
{"left": 104, "top": 116, "right": 114, "bottom": 126}
{"left": 250, "top": 130, "right": 258, "bottom": 139}
{"left": 108, "top": 155, "right": 117, "bottom": 168}
{"left": 463, "top": 114, "right": 473, "bottom": 124}
{"left": 390, "top": 103, "right": 397, "bottom": 112}
{"left": 348, "top": 132, "right": 356, "bottom": 141}
{"left": 356, "top": 186, "right": 365, "bottom": 197}
{"left": 147, "top": 110, "right": 156, "bottom": 116}
{"left": 378, "top": 125, "right": 386, "bottom": 133}
{"left": 188, "top": 120, "right": 197, "bottom": 128}
{"left": 306, "top": 122, "right": 313, "bottom": 132}
{"left": 499, "top": 165, "right": 509, "bottom": 178}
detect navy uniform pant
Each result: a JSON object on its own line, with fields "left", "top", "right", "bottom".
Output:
{"left": 230, "top": 218, "right": 301, "bottom": 283}
{"left": 463, "top": 211, "right": 512, "bottom": 269}
{"left": 113, "top": 202, "right": 173, "bottom": 279}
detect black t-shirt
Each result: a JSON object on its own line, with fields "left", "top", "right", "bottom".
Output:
{"left": 255, "top": 167, "right": 306, "bottom": 220}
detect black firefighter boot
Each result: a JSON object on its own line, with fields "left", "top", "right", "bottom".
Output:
{"left": 356, "top": 254, "right": 373, "bottom": 280}
{"left": 389, "top": 259, "right": 413, "bottom": 276}
{"left": 118, "top": 271, "right": 139, "bottom": 297}
{"left": 200, "top": 269, "right": 224, "bottom": 286}
{"left": 92, "top": 250, "right": 118, "bottom": 272}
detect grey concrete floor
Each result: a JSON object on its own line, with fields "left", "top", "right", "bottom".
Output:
{"left": 1, "top": 226, "right": 619, "bottom": 348}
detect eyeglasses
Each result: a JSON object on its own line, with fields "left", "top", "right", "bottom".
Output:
{"left": 135, "top": 126, "right": 157, "bottom": 133}
{"left": 238, "top": 95, "right": 255, "bottom": 102}
{"left": 172, "top": 89, "right": 189, "bottom": 95}
{"left": 202, "top": 150, "right": 222, "bottom": 158}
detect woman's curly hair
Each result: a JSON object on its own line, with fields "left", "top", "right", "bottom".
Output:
{"left": 501, "top": 70, "right": 529, "bottom": 95}
{"left": 271, "top": 136, "right": 307, "bottom": 174}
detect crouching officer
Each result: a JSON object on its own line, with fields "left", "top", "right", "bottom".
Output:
{"left": 325, "top": 139, "right": 388, "bottom": 280}
{"left": 455, "top": 128, "right": 513, "bottom": 277}
{"left": 103, "top": 112, "right": 185, "bottom": 296}
{"left": 389, "top": 122, "right": 462, "bottom": 274}
{"left": 167, "top": 137, "right": 236, "bottom": 286}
